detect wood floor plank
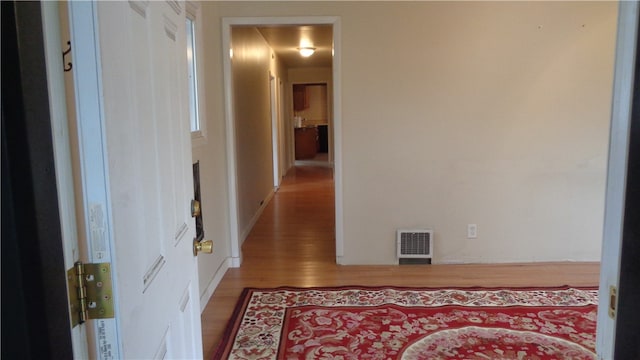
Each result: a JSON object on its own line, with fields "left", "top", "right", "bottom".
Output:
{"left": 200, "top": 165, "right": 600, "bottom": 359}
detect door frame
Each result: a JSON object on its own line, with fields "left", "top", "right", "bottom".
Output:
{"left": 221, "top": 16, "right": 344, "bottom": 266}
{"left": 269, "top": 72, "right": 281, "bottom": 189}
{"left": 596, "top": 2, "right": 639, "bottom": 358}
{"left": 279, "top": 78, "right": 287, "bottom": 180}
{"left": 65, "top": 2, "right": 123, "bottom": 357}
{"left": 291, "top": 81, "right": 332, "bottom": 167}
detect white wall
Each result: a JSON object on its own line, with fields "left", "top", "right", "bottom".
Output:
{"left": 201, "top": 1, "right": 617, "bottom": 267}
{"left": 231, "top": 27, "right": 275, "bottom": 235}
{"left": 191, "top": 3, "right": 232, "bottom": 304}
{"left": 341, "top": 2, "right": 616, "bottom": 265}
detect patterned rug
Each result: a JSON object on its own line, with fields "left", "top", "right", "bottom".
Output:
{"left": 213, "top": 286, "right": 598, "bottom": 360}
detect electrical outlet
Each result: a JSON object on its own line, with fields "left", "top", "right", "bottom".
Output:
{"left": 467, "top": 224, "right": 477, "bottom": 239}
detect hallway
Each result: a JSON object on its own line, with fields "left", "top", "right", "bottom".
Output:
{"left": 239, "top": 165, "right": 336, "bottom": 272}
{"left": 200, "top": 166, "right": 600, "bottom": 358}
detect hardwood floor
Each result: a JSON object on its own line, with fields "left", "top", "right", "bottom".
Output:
{"left": 200, "top": 165, "right": 600, "bottom": 359}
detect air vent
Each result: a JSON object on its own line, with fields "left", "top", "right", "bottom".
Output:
{"left": 397, "top": 229, "right": 433, "bottom": 264}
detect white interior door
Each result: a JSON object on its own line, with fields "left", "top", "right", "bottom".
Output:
{"left": 68, "top": 1, "right": 203, "bottom": 358}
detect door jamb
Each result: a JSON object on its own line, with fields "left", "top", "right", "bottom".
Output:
{"left": 596, "top": 2, "right": 639, "bottom": 358}
{"left": 66, "top": 1, "right": 122, "bottom": 356}
{"left": 269, "top": 72, "right": 280, "bottom": 189}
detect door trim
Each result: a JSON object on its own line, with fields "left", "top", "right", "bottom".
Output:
{"left": 269, "top": 72, "right": 280, "bottom": 189}
{"left": 221, "top": 16, "right": 344, "bottom": 267}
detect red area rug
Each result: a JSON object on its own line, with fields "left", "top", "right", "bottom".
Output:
{"left": 214, "top": 286, "right": 598, "bottom": 359}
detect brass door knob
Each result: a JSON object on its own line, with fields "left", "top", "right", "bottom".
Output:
{"left": 193, "top": 239, "right": 213, "bottom": 256}
{"left": 191, "top": 199, "right": 201, "bottom": 217}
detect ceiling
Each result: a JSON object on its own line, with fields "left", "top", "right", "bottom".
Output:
{"left": 256, "top": 25, "right": 333, "bottom": 68}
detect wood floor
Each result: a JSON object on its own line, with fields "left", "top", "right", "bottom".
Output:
{"left": 200, "top": 165, "right": 600, "bottom": 359}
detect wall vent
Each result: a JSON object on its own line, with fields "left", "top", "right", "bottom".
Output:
{"left": 397, "top": 229, "right": 432, "bottom": 264}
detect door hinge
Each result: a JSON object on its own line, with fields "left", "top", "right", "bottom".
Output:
{"left": 67, "top": 261, "right": 114, "bottom": 327}
{"left": 608, "top": 285, "right": 617, "bottom": 319}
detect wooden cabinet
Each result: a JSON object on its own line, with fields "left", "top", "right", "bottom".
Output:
{"left": 294, "top": 127, "right": 318, "bottom": 160}
{"left": 293, "top": 84, "right": 308, "bottom": 111}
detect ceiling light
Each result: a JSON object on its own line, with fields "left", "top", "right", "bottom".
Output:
{"left": 298, "top": 47, "right": 316, "bottom": 57}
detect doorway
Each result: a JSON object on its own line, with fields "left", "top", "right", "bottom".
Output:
{"left": 222, "top": 17, "right": 344, "bottom": 267}
{"left": 293, "top": 83, "right": 332, "bottom": 167}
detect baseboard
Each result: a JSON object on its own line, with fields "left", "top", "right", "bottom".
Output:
{"left": 199, "top": 257, "right": 231, "bottom": 313}
{"left": 231, "top": 256, "right": 241, "bottom": 268}
{"left": 239, "top": 189, "right": 275, "bottom": 245}
{"left": 438, "top": 260, "right": 466, "bottom": 265}
{"left": 294, "top": 159, "right": 334, "bottom": 168}
{"left": 437, "top": 259, "right": 600, "bottom": 265}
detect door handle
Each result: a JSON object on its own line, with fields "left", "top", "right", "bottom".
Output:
{"left": 193, "top": 239, "right": 213, "bottom": 256}
{"left": 191, "top": 200, "right": 201, "bottom": 217}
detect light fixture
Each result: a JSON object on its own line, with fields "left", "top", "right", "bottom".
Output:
{"left": 298, "top": 47, "right": 316, "bottom": 57}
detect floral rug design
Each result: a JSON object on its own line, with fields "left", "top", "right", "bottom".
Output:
{"left": 214, "top": 286, "right": 598, "bottom": 360}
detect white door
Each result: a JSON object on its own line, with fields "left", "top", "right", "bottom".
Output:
{"left": 67, "top": 1, "right": 203, "bottom": 358}
{"left": 596, "top": 3, "right": 638, "bottom": 359}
